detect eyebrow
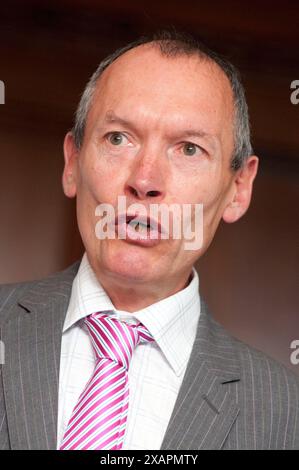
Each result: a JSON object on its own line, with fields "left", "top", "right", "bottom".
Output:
{"left": 103, "top": 110, "right": 218, "bottom": 148}
{"left": 104, "top": 110, "right": 133, "bottom": 128}
{"left": 176, "top": 129, "right": 212, "bottom": 139}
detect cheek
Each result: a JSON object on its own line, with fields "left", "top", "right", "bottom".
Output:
{"left": 184, "top": 175, "right": 229, "bottom": 233}
{"left": 201, "top": 180, "right": 233, "bottom": 234}
{"left": 202, "top": 187, "right": 222, "bottom": 212}
{"left": 78, "top": 150, "right": 127, "bottom": 205}
{"left": 89, "top": 139, "right": 132, "bottom": 178}
{"left": 177, "top": 173, "right": 222, "bottom": 208}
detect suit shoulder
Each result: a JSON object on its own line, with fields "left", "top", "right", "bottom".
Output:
{"left": 0, "top": 280, "right": 30, "bottom": 311}
{"left": 0, "top": 260, "right": 80, "bottom": 323}
{"left": 204, "top": 305, "right": 299, "bottom": 395}
{"left": 237, "top": 335, "right": 299, "bottom": 389}
{"left": 219, "top": 318, "right": 299, "bottom": 396}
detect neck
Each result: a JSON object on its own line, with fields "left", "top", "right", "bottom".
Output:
{"left": 91, "top": 267, "right": 193, "bottom": 312}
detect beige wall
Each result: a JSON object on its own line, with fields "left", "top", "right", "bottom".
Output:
{"left": 0, "top": 127, "right": 79, "bottom": 281}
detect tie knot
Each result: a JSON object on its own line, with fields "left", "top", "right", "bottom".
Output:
{"left": 84, "top": 312, "right": 154, "bottom": 369}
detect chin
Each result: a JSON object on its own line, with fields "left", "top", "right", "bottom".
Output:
{"left": 97, "top": 240, "right": 161, "bottom": 282}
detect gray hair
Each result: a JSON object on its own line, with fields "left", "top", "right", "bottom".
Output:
{"left": 72, "top": 31, "right": 253, "bottom": 171}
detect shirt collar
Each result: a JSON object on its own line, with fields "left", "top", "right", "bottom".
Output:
{"left": 63, "top": 253, "right": 115, "bottom": 331}
{"left": 64, "top": 252, "right": 201, "bottom": 377}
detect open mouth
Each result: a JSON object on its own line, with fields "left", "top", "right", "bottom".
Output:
{"left": 125, "top": 214, "right": 160, "bottom": 233}
{"left": 112, "top": 213, "right": 164, "bottom": 246}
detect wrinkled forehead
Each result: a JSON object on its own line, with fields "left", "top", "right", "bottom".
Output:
{"left": 87, "top": 44, "right": 235, "bottom": 143}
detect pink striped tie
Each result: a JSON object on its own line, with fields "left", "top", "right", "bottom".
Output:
{"left": 60, "top": 312, "right": 154, "bottom": 450}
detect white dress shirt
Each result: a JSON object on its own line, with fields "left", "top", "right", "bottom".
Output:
{"left": 57, "top": 253, "right": 201, "bottom": 450}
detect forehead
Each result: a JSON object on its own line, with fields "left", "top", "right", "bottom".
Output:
{"left": 87, "top": 45, "right": 234, "bottom": 141}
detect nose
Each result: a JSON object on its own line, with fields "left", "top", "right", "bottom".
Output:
{"left": 124, "top": 148, "right": 167, "bottom": 201}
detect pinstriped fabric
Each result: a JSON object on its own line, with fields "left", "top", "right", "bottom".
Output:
{"left": 0, "top": 370, "right": 9, "bottom": 450}
{"left": 1, "top": 262, "right": 299, "bottom": 449}
{"left": 0, "top": 261, "right": 80, "bottom": 450}
{"left": 60, "top": 313, "right": 154, "bottom": 450}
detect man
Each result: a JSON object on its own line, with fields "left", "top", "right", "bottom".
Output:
{"left": 0, "top": 31, "right": 299, "bottom": 450}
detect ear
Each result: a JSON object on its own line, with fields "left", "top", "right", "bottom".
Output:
{"left": 222, "top": 155, "right": 259, "bottom": 223}
{"left": 62, "top": 132, "right": 79, "bottom": 198}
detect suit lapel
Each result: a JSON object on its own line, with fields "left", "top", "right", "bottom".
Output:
{"left": 2, "top": 261, "right": 240, "bottom": 450}
{"left": 1, "top": 262, "right": 79, "bottom": 449}
{"left": 161, "top": 301, "right": 241, "bottom": 450}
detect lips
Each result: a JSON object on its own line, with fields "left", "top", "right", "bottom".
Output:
{"left": 125, "top": 214, "right": 161, "bottom": 233}
{"left": 114, "top": 212, "right": 165, "bottom": 246}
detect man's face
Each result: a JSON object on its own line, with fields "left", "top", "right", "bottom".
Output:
{"left": 63, "top": 45, "right": 257, "bottom": 290}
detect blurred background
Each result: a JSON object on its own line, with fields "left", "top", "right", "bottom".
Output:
{"left": 0, "top": 0, "right": 298, "bottom": 373}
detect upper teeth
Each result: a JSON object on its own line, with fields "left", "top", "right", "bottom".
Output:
{"left": 130, "top": 221, "right": 149, "bottom": 230}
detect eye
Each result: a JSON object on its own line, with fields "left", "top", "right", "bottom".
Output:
{"left": 107, "top": 132, "right": 128, "bottom": 146}
{"left": 182, "top": 142, "right": 202, "bottom": 157}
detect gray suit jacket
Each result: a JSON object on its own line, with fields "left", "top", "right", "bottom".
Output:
{"left": 0, "top": 261, "right": 299, "bottom": 450}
